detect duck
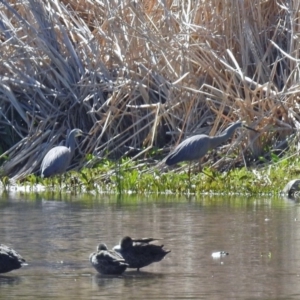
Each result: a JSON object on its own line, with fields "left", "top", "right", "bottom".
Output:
{"left": 0, "top": 244, "right": 27, "bottom": 273}
{"left": 113, "top": 236, "right": 171, "bottom": 271}
{"left": 89, "top": 243, "right": 128, "bottom": 275}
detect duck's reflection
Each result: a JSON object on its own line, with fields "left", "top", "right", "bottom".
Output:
{"left": 0, "top": 275, "right": 22, "bottom": 286}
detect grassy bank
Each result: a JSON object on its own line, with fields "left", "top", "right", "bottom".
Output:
{"left": 2, "top": 151, "right": 296, "bottom": 196}
{"left": 0, "top": 0, "right": 299, "bottom": 188}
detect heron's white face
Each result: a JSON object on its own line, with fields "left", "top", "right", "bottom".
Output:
{"left": 75, "top": 129, "right": 84, "bottom": 137}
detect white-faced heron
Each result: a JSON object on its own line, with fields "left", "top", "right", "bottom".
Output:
{"left": 41, "top": 128, "right": 89, "bottom": 178}
{"left": 165, "top": 121, "right": 256, "bottom": 176}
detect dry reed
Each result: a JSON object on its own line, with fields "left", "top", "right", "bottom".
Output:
{"left": 0, "top": 0, "right": 299, "bottom": 180}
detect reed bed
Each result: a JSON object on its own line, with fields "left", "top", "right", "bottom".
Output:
{"left": 0, "top": 0, "right": 299, "bottom": 180}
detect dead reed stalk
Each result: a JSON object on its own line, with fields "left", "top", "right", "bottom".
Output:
{"left": 0, "top": 0, "right": 299, "bottom": 179}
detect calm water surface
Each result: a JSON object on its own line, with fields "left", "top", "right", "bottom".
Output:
{"left": 0, "top": 192, "right": 300, "bottom": 299}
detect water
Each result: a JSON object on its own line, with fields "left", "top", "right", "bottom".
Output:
{"left": 0, "top": 192, "right": 300, "bottom": 299}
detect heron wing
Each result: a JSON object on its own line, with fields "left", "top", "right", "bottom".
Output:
{"left": 41, "top": 146, "right": 72, "bottom": 177}
{"left": 166, "top": 135, "right": 211, "bottom": 165}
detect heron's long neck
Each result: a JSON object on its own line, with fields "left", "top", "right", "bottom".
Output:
{"left": 209, "top": 134, "right": 230, "bottom": 149}
{"left": 66, "top": 132, "right": 76, "bottom": 157}
{"left": 209, "top": 123, "right": 241, "bottom": 149}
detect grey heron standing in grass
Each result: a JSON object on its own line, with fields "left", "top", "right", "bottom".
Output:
{"left": 165, "top": 121, "right": 256, "bottom": 179}
{"left": 41, "top": 128, "right": 89, "bottom": 178}
{"left": 0, "top": 244, "right": 27, "bottom": 273}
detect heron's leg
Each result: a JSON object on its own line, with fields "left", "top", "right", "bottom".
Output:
{"left": 59, "top": 174, "right": 62, "bottom": 189}
{"left": 201, "top": 170, "right": 214, "bottom": 180}
{"left": 198, "top": 159, "right": 214, "bottom": 180}
{"left": 198, "top": 160, "right": 202, "bottom": 173}
{"left": 200, "top": 166, "right": 215, "bottom": 180}
{"left": 185, "top": 162, "right": 193, "bottom": 188}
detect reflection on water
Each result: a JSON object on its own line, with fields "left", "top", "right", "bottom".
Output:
{"left": 0, "top": 275, "right": 22, "bottom": 286}
{"left": 0, "top": 192, "right": 300, "bottom": 298}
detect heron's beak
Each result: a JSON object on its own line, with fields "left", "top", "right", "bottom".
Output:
{"left": 82, "top": 132, "right": 92, "bottom": 137}
{"left": 243, "top": 124, "right": 259, "bottom": 133}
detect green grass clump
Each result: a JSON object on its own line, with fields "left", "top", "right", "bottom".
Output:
{"left": 16, "top": 154, "right": 299, "bottom": 197}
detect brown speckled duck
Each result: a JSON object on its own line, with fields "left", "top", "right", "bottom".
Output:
{"left": 89, "top": 243, "right": 128, "bottom": 275}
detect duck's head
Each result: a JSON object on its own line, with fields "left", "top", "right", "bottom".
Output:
{"left": 97, "top": 243, "right": 108, "bottom": 251}
{"left": 120, "top": 236, "right": 133, "bottom": 249}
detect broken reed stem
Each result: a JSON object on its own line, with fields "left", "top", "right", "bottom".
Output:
{"left": 0, "top": 0, "right": 299, "bottom": 179}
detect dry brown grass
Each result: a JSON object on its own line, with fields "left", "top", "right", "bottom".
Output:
{"left": 0, "top": 0, "right": 299, "bottom": 179}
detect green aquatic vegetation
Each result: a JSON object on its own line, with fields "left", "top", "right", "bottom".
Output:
{"left": 0, "top": 176, "right": 10, "bottom": 191}
{"left": 78, "top": 169, "right": 97, "bottom": 191}
{"left": 9, "top": 153, "right": 300, "bottom": 196}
